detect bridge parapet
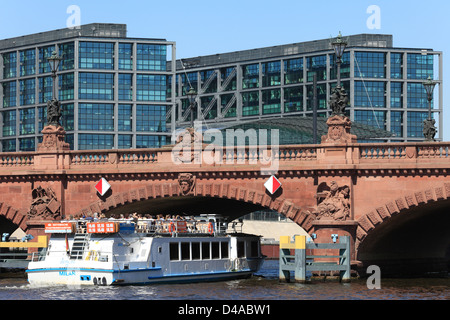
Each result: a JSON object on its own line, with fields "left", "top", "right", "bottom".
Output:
{"left": 0, "top": 142, "right": 448, "bottom": 174}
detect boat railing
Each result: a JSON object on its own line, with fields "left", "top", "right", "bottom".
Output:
{"left": 30, "top": 249, "right": 112, "bottom": 263}
{"left": 57, "top": 218, "right": 242, "bottom": 236}
{"left": 136, "top": 219, "right": 225, "bottom": 235}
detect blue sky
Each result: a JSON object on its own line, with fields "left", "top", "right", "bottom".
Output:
{"left": 0, "top": 0, "right": 449, "bottom": 140}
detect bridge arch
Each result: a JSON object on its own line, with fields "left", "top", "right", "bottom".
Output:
{"left": 0, "top": 202, "right": 28, "bottom": 232}
{"left": 75, "top": 181, "right": 315, "bottom": 231}
{"left": 356, "top": 182, "right": 450, "bottom": 276}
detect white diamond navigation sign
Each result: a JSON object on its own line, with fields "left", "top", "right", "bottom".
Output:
{"left": 264, "top": 175, "right": 281, "bottom": 195}
{"left": 95, "top": 177, "right": 111, "bottom": 196}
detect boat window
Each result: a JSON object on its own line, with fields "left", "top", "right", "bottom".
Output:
{"left": 192, "top": 242, "right": 200, "bottom": 260}
{"left": 181, "top": 242, "right": 190, "bottom": 260}
{"left": 202, "top": 242, "right": 210, "bottom": 259}
{"left": 237, "top": 241, "right": 245, "bottom": 258}
{"left": 169, "top": 242, "right": 179, "bottom": 260}
{"left": 221, "top": 241, "right": 229, "bottom": 258}
{"left": 211, "top": 242, "right": 220, "bottom": 259}
{"left": 250, "top": 240, "right": 259, "bottom": 258}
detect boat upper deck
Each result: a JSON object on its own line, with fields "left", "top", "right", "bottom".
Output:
{"left": 45, "top": 215, "right": 247, "bottom": 237}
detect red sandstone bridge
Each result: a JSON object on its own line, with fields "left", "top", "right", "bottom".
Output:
{"left": 0, "top": 121, "right": 449, "bottom": 276}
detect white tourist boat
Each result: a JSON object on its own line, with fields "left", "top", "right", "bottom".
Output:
{"left": 26, "top": 215, "right": 265, "bottom": 286}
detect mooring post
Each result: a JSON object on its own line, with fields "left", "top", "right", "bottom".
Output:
{"left": 294, "top": 235, "right": 306, "bottom": 283}
{"left": 339, "top": 236, "right": 351, "bottom": 282}
{"left": 279, "top": 236, "right": 291, "bottom": 283}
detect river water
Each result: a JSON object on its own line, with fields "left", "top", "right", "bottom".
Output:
{"left": 0, "top": 260, "right": 448, "bottom": 302}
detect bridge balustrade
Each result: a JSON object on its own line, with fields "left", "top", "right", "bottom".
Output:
{"left": 0, "top": 142, "right": 448, "bottom": 172}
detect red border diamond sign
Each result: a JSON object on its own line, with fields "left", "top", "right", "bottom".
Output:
{"left": 264, "top": 175, "right": 281, "bottom": 195}
{"left": 95, "top": 177, "right": 111, "bottom": 196}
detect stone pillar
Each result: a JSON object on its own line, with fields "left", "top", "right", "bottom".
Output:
{"left": 26, "top": 125, "right": 70, "bottom": 241}
{"left": 321, "top": 115, "right": 356, "bottom": 145}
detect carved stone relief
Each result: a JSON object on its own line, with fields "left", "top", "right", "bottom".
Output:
{"left": 28, "top": 186, "right": 61, "bottom": 220}
{"left": 313, "top": 181, "right": 350, "bottom": 221}
{"left": 178, "top": 173, "right": 196, "bottom": 195}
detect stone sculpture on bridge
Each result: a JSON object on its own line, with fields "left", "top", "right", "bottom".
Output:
{"left": 423, "top": 118, "right": 437, "bottom": 141}
{"left": 329, "top": 85, "right": 348, "bottom": 117}
{"left": 46, "top": 98, "right": 62, "bottom": 127}
{"left": 178, "top": 173, "right": 196, "bottom": 196}
{"left": 28, "top": 186, "right": 61, "bottom": 220}
{"left": 314, "top": 181, "right": 350, "bottom": 221}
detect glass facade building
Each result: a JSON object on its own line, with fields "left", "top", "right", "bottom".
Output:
{"left": 172, "top": 34, "right": 443, "bottom": 143}
{"left": 0, "top": 23, "right": 176, "bottom": 151}
{"left": 0, "top": 27, "right": 443, "bottom": 152}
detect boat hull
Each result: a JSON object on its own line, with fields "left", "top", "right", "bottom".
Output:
{"left": 26, "top": 263, "right": 262, "bottom": 286}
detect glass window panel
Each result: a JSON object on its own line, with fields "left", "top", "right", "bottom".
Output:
{"left": 20, "top": 78, "right": 35, "bottom": 106}
{"left": 284, "top": 86, "right": 303, "bottom": 113}
{"left": 19, "top": 137, "right": 35, "bottom": 151}
{"left": 3, "top": 52, "right": 17, "bottom": 79}
{"left": 62, "top": 103, "right": 74, "bottom": 131}
{"left": 307, "top": 83, "right": 327, "bottom": 111}
{"left": 220, "top": 67, "right": 237, "bottom": 91}
{"left": 39, "top": 45, "right": 56, "bottom": 74}
{"left": 391, "top": 53, "right": 403, "bottom": 79}
{"left": 262, "top": 61, "right": 281, "bottom": 87}
{"left": 118, "top": 104, "right": 132, "bottom": 131}
{"left": 136, "top": 74, "right": 166, "bottom": 101}
{"left": 78, "top": 134, "right": 114, "bottom": 150}
{"left": 2, "top": 81, "right": 17, "bottom": 107}
{"left": 284, "top": 58, "right": 303, "bottom": 84}
{"left": 354, "top": 81, "right": 386, "bottom": 108}
{"left": 407, "top": 111, "right": 429, "bottom": 137}
{"left": 2, "top": 110, "right": 16, "bottom": 136}
{"left": 136, "top": 44, "right": 166, "bottom": 71}
{"left": 119, "top": 43, "right": 133, "bottom": 70}
{"left": 242, "top": 91, "right": 259, "bottom": 116}
{"left": 407, "top": 53, "right": 433, "bottom": 80}
{"left": 79, "top": 42, "right": 114, "bottom": 69}
{"left": 118, "top": 74, "right": 132, "bottom": 101}
{"left": 20, "top": 49, "right": 36, "bottom": 76}
{"left": 136, "top": 135, "right": 167, "bottom": 148}
{"left": 20, "top": 108, "right": 35, "bottom": 135}
{"left": 220, "top": 93, "right": 236, "bottom": 118}
{"left": 262, "top": 89, "right": 281, "bottom": 114}
{"left": 200, "top": 96, "right": 217, "bottom": 120}
{"left": 242, "top": 64, "right": 259, "bottom": 89}
{"left": 79, "top": 72, "right": 114, "bottom": 100}
{"left": 136, "top": 105, "right": 168, "bottom": 132}
{"left": 2, "top": 139, "right": 16, "bottom": 152}
{"left": 78, "top": 103, "right": 114, "bottom": 131}
{"left": 390, "top": 82, "right": 403, "bottom": 108}
{"left": 59, "top": 42, "right": 75, "bottom": 71}
{"left": 307, "top": 55, "right": 327, "bottom": 82}
{"left": 39, "top": 76, "right": 53, "bottom": 103}
{"left": 200, "top": 70, "right": 217, "bottom": 94}
{"left": 354, "top": 52, "right": 386, "bottom": 78}
{"left": 330, "top": 52, "right": 350, "bottom": 80}
{"left": 391, "top": 111, "right": 403, "bottom": 138}
{"left": 354, "top": 110, "right": 386, "bottom": 130}
{"left": 59, "top": 73, "right": 74, "bottom": 101}
{"left": 407, "top": 83, "right": 429, "bottom": 109}
{"left": 118, "top": 134, "right": 132, "bottom": 149}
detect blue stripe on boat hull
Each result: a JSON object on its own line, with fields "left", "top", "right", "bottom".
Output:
{"left": 112, "top": 270, "right": 253, "bottom": 285}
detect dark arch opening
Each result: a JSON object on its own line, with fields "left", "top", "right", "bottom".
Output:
{"left": 0, "top": 216, "right": 20, "bottom": 238}
{"left": 104, "top": 196, "right": 267, "bottom": 221}
{"left": 357, "top": 199, "right": 450, "bottom": 277}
